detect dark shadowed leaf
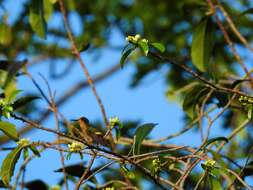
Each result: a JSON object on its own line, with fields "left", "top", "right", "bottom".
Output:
{"left": 0, "top": 180, "right": 8, "bottom": 188}
{"left": 120, "top": 47, "right": 136, "bottom": 68}
{"left": 54, "top": 163, "right": 97, "bottom": 184}
{"left": 241, "top": 161, "right": 253, "bottom": 178}
{"left": 0, "top": 121, "right": 19, "bottom": 141}
{"left": 200, "top": 137, "right": 228, "bottom": 151}
{"left": 150, "top": 42, "right": 165, "bottom": 53}
{"left": 183, "top": 85, "right": 209, "bottom": 119}
{"left": 29, "top": 145, "right": 41, "bottom": 157}
{"left": 191, "top": 17, "right": 214, "bottom": 72}
{"left": 133, "top": 123, "right": 157, "bottom": 155}
{"left": 24, "top": 179, "right": 48, "bottom": 190}
{"left": 13, "top": 96, "right": 40, "bottom": 110}
{"left": 29, "top": 0, "right": 47, "bottom": 39}
{"left": 0, "top": 145, "right": 24, "bottom": 186}
{"left": 54, "top": 163, "right": 86, "bottom": 177}
{"left": 240, "top": 8, "right": 253, "bottom": 16}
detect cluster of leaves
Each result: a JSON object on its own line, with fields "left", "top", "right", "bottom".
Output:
{"left": 0, "top": 0, "right": 253, "bottom": 189}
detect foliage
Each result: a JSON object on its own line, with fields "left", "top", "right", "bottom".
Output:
{"left": 0, "top": 0, "right": 253, "bottom": 189}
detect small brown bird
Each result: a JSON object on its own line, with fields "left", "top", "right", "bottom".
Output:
{"left": 70, "top": 117, "right": 109, "bottom": 147}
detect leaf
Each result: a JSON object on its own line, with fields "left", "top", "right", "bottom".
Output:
{"left": 133, "top": 123, "right": 157, "bottom": 155}
{"left": 183, "top": 85, "right": 209, "bottom": 119}
{"left": 0, "top": 23, "right": 12, "bottom": 46}
{"left": 209, "top": 174, "right": 222, "bottom": 190}
{"left": 120, "top": 47, "right": 136, "bottom": 68}
{"left": 13, "top": 95, "right": 40, "bottom": 110}
{"left": 78, "top": 42, "right": 90, "bottom": 52}
{"left": 49, "top": 0, "right": 58, "bottom": 4}
{"left": 5, "top": 89, "right": 22, "bottom": 103}
{"left": 247, "top": 104, "right": 253, "bottom": 120}
{"left": 0, "top": 145, "right": 24, "bottom": 186}
{"left": 191, "top": 17, "right": 214, "bottom": 72}
{"left": 29, "top": 0, "right": 47, "bottom": 39}
{"left": 24, "top": 180, "right": 48, "bottom": 190}
{"left": 54, "top": 163, "right": 86, "bottom": 178}
{"left": 0, "top": 180, "right": 8, "bottom": 188}
{"left": 29, "top": 145, "right": 41, "bottom": 157}
{"left": 200, "top": 137, "right": 228, "bottom": 151}
{"left": 54, "top": 163, "right": 97, "bottom": 183}
{"left": 240, "top": 8, "right": 253, "bottom": 16}
{"left": 241, "top": 161, "right": 253, "bottom": 178}
{"left": 43, "top": 0, "right": 54, "bottom": 21}
{"left": 0, "top": 121, "right": 19, "bottom": 141}
{"left": 150, "top": 42, "right": 165, "bottom": 53}
{"left": 138, "top": 40, "right": 149, "bottom": 56}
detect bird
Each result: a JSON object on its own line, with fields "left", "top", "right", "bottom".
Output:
{"left": 68, "top": 117, "right": 110, "bottom": 147}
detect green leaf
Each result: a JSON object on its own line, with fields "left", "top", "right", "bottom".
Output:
{"left": 133, "top": 123, "right": 157, "bottom": 155}
{"left": 1, "top": 145, "right": 24, "bottom": 186}
{"left": 150, "top": 42, "right": 165, "bottom": 53}
{"left": 0, "top": 121, "right": 19, "bottom": 141}
{"left": 191, "top": 17, "right": 214, "bottom": 72}
{"left": 0, "top": 23, "right": 12, "bottom": 46}
{"left": 43, "top": 0, "right": 54, "bottom": 21}
{"left": 209, "top": 174, "right": 222, "bottom": 190}
{"left": 5, "top": 89, "right": 22, "bottom": 104}
{"left": 78, "top": 42, "right": 90, "bottom": 52}
{"left": 138, "top": 40, "right": 149, "bottom": 56}
{"left": 49, "top": 0, "right": 58, "bottom": 4}
{"left": 200, "top": 137, "right": 228, "bottom": 151}
{"left": 120, "top": 47, "right": 136, "bottom": 68}
{"left": 29, "top": 145, "right": 41, "bottom": 157}
{"left": 13, "top": 95, "right": 40, "bottom": 110}
{"left": 29, "top": 0, "right": 47, "bottom": 39}
{"left": 247, "top": 104, "right": 253, "bottom": 120}
{"left": 23, "top": 148, "right": 29, "bottom": 160}
{"left": 183, "top": 85, "right": 209, "bottom": 119}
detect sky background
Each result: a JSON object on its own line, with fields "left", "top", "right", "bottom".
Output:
{"left": 0, "top": 0, "right": 251, "bottom": 189}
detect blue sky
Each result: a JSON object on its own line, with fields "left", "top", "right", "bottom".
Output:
{"left": 1, "top": 0, "right": 251, "bottom": 189}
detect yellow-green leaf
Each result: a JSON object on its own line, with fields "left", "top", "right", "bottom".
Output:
{"left": 0, "top": 121, "right": 19, "bottom": 141}
{"left": 138, "top": 40, "right": 149, "bottom": 56}
{"left": 151, "top": 42, "right": 165, "bottom": 53}
{"left": 0, "top": 23, "right": 12, "bottom": 46}
{"left": 29, "top": 0, "right": 47, "bottom": 39}
{"left": 1, "top": 145, "right": 24, "bottom": 186}
{"left": 43, "top": 0, "right": 54, "bottom": 21}
{"left": 191, "top": 17, "right": 214, "bottom": 72}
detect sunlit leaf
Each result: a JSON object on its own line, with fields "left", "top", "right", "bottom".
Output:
{"left": 43, "top": 0, "right": 54, "bottom": 21}
{"left": 209, "top": 174, "right": 222, "bottom": 190}
{"left": 0, "top": 24, "right": 12, "bottom": 46}
{"left": 29, "top": 0, "right": 47, "bottom": 39}
{"left": 138, "top": 40, "right": 149, "bottom": 56}
{"left": 150, "top": 42, "right": 165, "bottom": 53}
{"left": 0, "top": 121, "right": 19, "bottom": 141}
{"left": 0, "top": 145, "right": 24, "bottom": 186}
{"left": 133, "top": 123, "right": 157, "bottom": 155}
{"left": 191, "top": 17, "right": 214, "bottom": 72}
